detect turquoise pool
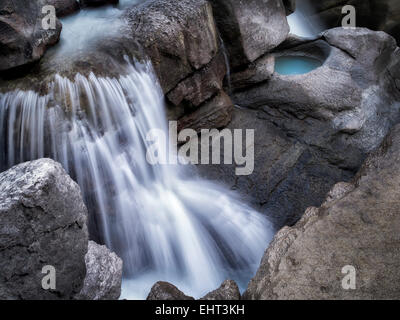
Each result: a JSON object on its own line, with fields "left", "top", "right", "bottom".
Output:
{"left": 275, "top": 56, "right": 322, "bottom": 75}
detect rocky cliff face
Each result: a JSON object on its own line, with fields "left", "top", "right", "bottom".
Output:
{"left": 0, "top": 159, "right": 122, "bottom": 300}
{"left": 244, "top": 123, "right": 400, "bottom": 299}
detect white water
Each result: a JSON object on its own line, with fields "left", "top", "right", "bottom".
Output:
{"left": 0, "top": 61, "right": 273, "bottom": 299}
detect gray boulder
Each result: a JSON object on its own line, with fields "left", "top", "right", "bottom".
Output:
{"left": 0, "top": 0, "right": 62, "bottom": 72}
{"left": 244, "top": 123, "right": 400, "bottom": 300}
{"left": 147, "top": 282, "right": 195, "bottom": 300}
{"left": 209, "top": 0, "right": 289, "bottom": 68}
{"left": 0, "top": 159, "right": 88, "bottom": 300}
{"left": 201, "top": 280, "right": 241, "bottom": 300}
{"left": 75, "top": 241, "right": 123, "bottom": 300}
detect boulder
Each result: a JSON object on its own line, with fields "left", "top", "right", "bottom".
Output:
{"left": 209, "top": 0, "right": 290, "bottom": 68}
{"left": 147, "top": 282, "right": 195, "bottom": 300}
{"left": 307, "top": 0, "right": 400, "bottom": 43}
{"left": 0, "top": 0, "right": 62, "bottom": 72}
{"left": 200, "top": 280, "right": 241, "bottom": 300}
{"left": 244, "top": 123, "right": 400, "bottom": 299}
{"left": 0, "top": 159, "right": 88, "bottom": 299}
{"left": 46, "top": 0, "right": 80, "bottom": 17}
{"left": 126, "top": 0, "right": 219, "bottom": 93}
{"left": 75, "top": 241, "right": 123, "bottom": 300}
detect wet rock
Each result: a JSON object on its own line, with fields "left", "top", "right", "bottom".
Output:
{"left": 0, "top": 0, "right": 62, "bottom": 72}
{"left": 308, "top": 0, "right": 400, "bottom": 44}
{"left": 147, "top": 282, "right": 195, "bottom": 300}
{"left": 46, "top": 0, "right": 80, "bottom": 17}
{"left": 0, "top": 159, "right": 88, "bottom": 299}
{"left": 75, "top": 241, "right": 123, "bottom": 300}
{"left": 209, "top": 0, "right": 289, "bottom": 68}
{"left": 201, "top": 280, "right": 240, "bottom": 300}
{"left": 244, "top": 124, "right": 400, "bottom": 299}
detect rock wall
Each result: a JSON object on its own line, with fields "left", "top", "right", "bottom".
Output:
{"left": 244, "top": 123, "right": 400, "bottom": 299}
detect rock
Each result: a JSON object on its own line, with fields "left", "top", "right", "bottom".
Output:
{"left": 307, "top": 0, "right": 400, "bottom": 43}
{"left": 0, "top": 159, "right": 88, "bottom": 299}
{"left": 147, "top": 282, "right": 195, "bottom": 300}
{"left": 198, "top": 28, "right": 400, "bottom": 228}
{"left": 209, "top": 0, "right": 289, "bottom": 68}
{"left": 80, "top": 0, "right": 118, "bottom": 7}
{"left": 283, "top": 0, "right": 296, "bottom": 15}
{"left": 46, "top": 0, "right": 80, "bottom": 17}
{"left": 244, "top": 123, "right": 400, "bottom": 299}
{"left": 233, "top": 28, "right": 400, "bottom": 155}
{"left": 0, "top": 0, "right": 62, "bottom": 72}
{"left": 167, "top": 51, "right": 227, "bottom": 112}
{"left": 201, "top": 280, "right": 240, "bottom": 300}
{"left": 75, "top": 241, "right": 123, "bottom": 300}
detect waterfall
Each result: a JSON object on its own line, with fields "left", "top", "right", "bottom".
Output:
{"left": 287, "top": 0, "right": 326, "bottom": 38}
{"left": 0, "top": 60, "right": 273, "bottom": 299}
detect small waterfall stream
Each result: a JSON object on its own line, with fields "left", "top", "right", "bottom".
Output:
{"left": 0, "top": 61, "right": 273, "bottom": 299}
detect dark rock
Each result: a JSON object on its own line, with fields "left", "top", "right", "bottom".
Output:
{"left": 283, "top": 0, "right": 296, "bottom": 15}
{"left": 0, "top": 159, "right": 88, "bottom": 299}
{"left": 147, "top": 282, "right": 195, "bottom": 300}
{"left": 244, "top": 123, "right": 400, "bottom": 299}
{"left": 75, "top": 241, "right": 123, "bottom": 300}
{"left": 209, "top": 0, "right": 289, "bottom": 68}
{"left": 0, "top": 0, "right": 62, "bottom": 72}
{"left": 46, "top": 0, "right": 80, "bottom": 17}
{"left": 201, "top": 280, "right": 240, "bottom": 300}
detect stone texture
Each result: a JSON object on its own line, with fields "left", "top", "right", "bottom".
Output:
{"left": 244, "top": 124, "right": 400, "bottom": 300}
{"left": 177, "top": 91, "right": 234, "bottom": 133}
{"left": 209, "top": 0, "right": 289, "bottom": 68}
{"left": 46, "top": 0, "right": 80, "bottom": 17}
{"left": 201, "top": 280, "right": 241, "bottom": 300}
{"left": 0, "top": 159, "right": 88, "bottom": 300}
{"left": 307, "top": 0, "right": 400, "bottom": 43}
{"left": 0, "top": 0, "right": 62, "bottom": 72}
{"left": 147, "top": 282, "right": 195, "bottom": 300}
{"left": 126, "top": 0, "right": 219, "bottom": 94}
{"left": 75, "top": 241, "right": 123, "bottom": 300}
{"left": 199, "top": 28, "right": 400, "bottom": 228}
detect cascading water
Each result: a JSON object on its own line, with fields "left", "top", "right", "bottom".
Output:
{"left": 0, "top": 61, "right": 273, "bottom": 299}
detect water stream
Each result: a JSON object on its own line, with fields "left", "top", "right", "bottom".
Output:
{"left": 0, "top": 59, "right": 273, "bottom": 299}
